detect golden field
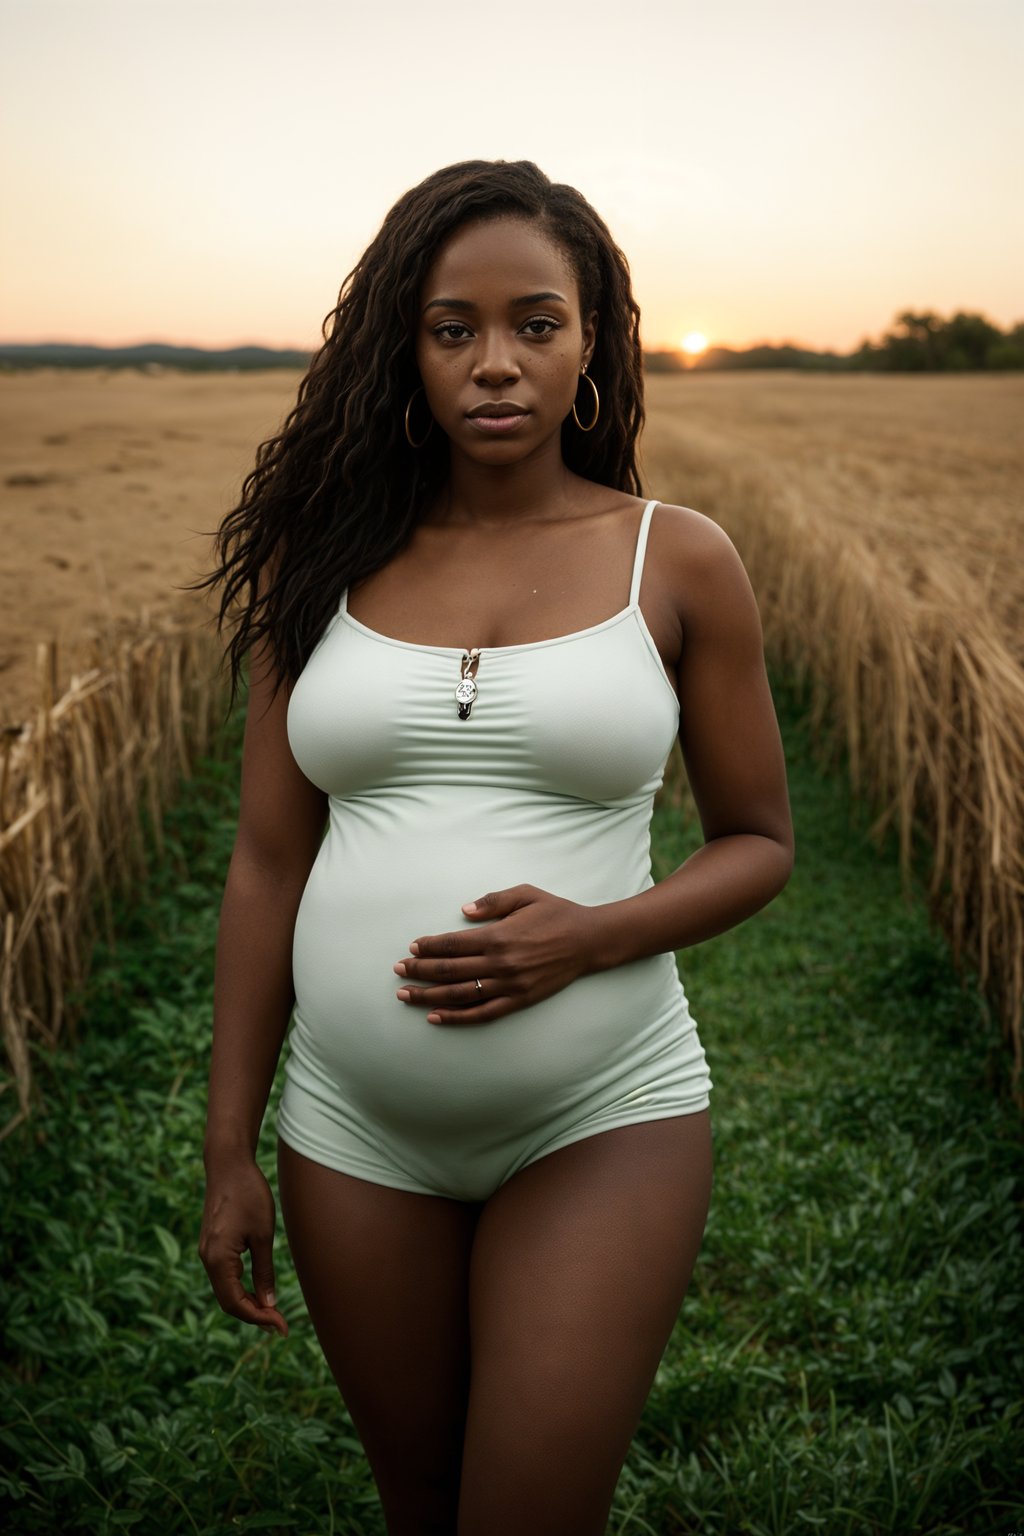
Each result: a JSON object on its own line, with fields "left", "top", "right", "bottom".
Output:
{"left": 0, "top": 368, "right": 296, "bottom": 726}
{"left": 642, "top": 371, "right": 1024, "bottom": 1084}
{"left": 1, "top": 368, "right": 1021, "bottom": 1115}
{"left": 642, "top": 371, "right": 1022, "bottom": 665}
{"left": 2, "top": 369, "right": 1020, "bottom": 720}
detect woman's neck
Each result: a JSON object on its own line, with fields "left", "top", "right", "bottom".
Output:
{"left": 421, "top": 443, "right": 582, "bottom": 529}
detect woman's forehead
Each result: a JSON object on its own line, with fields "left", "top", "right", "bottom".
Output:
{"left": 421, "top": 217, "right": 577, "bottom": 300}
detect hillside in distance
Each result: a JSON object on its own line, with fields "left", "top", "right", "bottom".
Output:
{"left": 0, "top": 341, "right": 313, "bottom": 371}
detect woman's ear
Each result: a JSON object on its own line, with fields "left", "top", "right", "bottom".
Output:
{"left": 582, "top": 310, "right": 598, "bottom": 369}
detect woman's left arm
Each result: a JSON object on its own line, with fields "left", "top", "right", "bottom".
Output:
{"left": 393, "top": 510, "right": 794, "bottom": 1023}
{"left": 585, "top": 507, "right": 794, "bottom": 971}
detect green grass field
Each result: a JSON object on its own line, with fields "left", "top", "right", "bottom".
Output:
{"left": 1, "top": 681, "right": 1021, "bottom": 1535}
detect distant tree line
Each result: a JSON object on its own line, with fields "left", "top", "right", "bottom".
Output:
{"left": 644, "top": 309, "right": 1023, "bottom": 373}
{"left": 644, "top": 343, "right": 847, "bottom": 373}
{"left": 849, "top": 310, "right": 1024, "bottom": 371}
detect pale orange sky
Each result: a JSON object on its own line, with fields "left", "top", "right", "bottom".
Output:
{"left": 1, "top": 0, "right": 1021, "bottom": 354}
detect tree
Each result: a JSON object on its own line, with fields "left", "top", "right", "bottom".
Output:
{"left": 882, "top": 311, "right": 945, "bottom": 370}
{"left": 944, "top": 311, "right": 1003, "bottom": 368}
{"left": 874, "top": 309, "right": 1013, "bottom": 371}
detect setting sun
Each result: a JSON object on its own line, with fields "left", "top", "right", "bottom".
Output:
{"left": 680, "top": 331, "right": 708, "bottom": 355}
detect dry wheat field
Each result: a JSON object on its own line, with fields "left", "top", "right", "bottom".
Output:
{"left": 1, "top": 368, "right": 1021, "bottom": 1124}
{"left": 642, "top": 370, "right": 1024, "bottom": 1084}
{"left": 643, "top": 371, "right": 1022, "bottom": 662}
{"left": 0, "top": 368, "right": 298, "bottom": 726}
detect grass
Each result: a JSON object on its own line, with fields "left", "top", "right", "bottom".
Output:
{"left": 1, "top": 677, "right": 1021, "bottom": 1534}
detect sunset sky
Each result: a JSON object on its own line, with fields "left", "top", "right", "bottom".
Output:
{"left": 1, "top": 0, "right": 1020, "bottom": 355}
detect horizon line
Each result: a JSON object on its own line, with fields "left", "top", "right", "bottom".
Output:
{"left": 0, "top": 334, "right": 870, "bottom": 357}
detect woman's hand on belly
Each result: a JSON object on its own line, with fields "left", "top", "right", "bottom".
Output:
{"left": 392, "top": 883, "right": 598, "bottom": 1027}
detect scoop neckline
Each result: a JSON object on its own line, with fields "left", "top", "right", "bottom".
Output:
{"left": 336, "top": 594, "right": 681, "bottom": 713}
{"left": 338, "top": 599, "right": 637, "bottom": 655}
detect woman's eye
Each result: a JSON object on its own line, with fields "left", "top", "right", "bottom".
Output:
{"left": 522, "top": 317, "right": 559, "bottom": 337}
{"left": 434, "top": 322, "right": 472, "bottom": 341}
{"left": 432, "top": 317, "right": 559, "bottom": 343}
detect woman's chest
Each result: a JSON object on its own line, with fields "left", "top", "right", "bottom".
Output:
{"left": 287, "top": 611, "right": 680, "bottom": 804}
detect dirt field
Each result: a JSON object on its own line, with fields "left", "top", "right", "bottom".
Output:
{"left": 0, "top": 367, "right": 299, "bottom": 728}
{"left": 2, "top": 366, "right": 1020, "bottom": 727}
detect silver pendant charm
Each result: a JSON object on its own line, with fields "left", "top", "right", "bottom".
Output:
{"left": 456, "top": 649, "right": 481, "bottom": 719}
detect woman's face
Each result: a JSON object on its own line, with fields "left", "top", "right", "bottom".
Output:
{"left": 413, "top": 216, "right": 597, "bottom": 462}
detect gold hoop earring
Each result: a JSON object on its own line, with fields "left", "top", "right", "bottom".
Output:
{"left": 572, "top": 366, "right": 600, "bottom": 432}
{"left": 404, "top": 387, "right": 433, "bottom": 448}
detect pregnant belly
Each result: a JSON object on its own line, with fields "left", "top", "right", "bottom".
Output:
{"left": 288, "top": 790, "right": 693, "bottom": 1135}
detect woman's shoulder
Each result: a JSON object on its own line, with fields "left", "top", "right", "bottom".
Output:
{"left": 577, "top": 484, "right": 743, "bottom": 579}
{"left": 644, "top": 498, "right": 757, "bottom": 637}
{"left": 646, "top": 496, "right": 742, "bottom": 572}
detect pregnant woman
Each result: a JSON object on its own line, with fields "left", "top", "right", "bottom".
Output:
{"left": 197, "top": 158, "right": 793, "bottom": 1535}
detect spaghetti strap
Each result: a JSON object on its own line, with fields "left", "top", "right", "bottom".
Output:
{"left": 628, "top": 499, "right": 659, "bottom": 608}
{"left": 340, "top": 500, "right": 660, "bottom": 621}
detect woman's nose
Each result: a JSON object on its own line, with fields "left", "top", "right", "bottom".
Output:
{"left": 471, "top": 332, "right": 521, "bottom": 387}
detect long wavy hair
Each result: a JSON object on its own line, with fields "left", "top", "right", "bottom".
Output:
{"left": 188, "top": 158, "right": 646, "bottom": 715}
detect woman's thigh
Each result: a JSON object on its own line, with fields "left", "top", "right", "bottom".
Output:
{"left": 457, "top": 1112, "right": 713, "bottom": 1536}
{"left": 277, "top": 1138, "right": 483, "bottom": 1535}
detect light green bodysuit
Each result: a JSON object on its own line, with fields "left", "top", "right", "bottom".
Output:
{"left": 278, "top": 498, "right": 712, "bottom": 1201}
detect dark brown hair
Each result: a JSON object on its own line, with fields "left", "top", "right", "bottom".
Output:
{"left": 188, "top": 158, "right": 646, "bottom": 715}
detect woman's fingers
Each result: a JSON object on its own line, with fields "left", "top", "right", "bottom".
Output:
{"left": 401, "top": 887, "right": 533, "bottom": 963}
{"left": 394, "top": 955, "right": 497, "bottom": 1014}
{"left": 248, "top": 1231, "right": 288, "bottom": 1335}
{"left": 394, "top": 972, "right": 525, "bottom": 1024}
{"left": 420, "top": 995, "right": 513, "bottom": 1026}
{"left": 393, "top": 955, "right": 486, "bottom": 984}
{"left": 199, "top": 1163, "right": 289, "bottom": 1335}
{"left": 396, "top": 976, "right": 488, "bottom": 1004}
{"left": 392, "top": 886, "right": 588, "bottom": 1023}
{"left": 207, "top": 1246, "right": 287, "bottom": 1334}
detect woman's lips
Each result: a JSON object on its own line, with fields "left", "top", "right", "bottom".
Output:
{"left": 466, "top": 412, "right": 529, "bottom": 434}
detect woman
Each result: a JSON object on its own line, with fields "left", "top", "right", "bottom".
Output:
{"left": 197, "top": 158, "right": 793, "bottom": 1535}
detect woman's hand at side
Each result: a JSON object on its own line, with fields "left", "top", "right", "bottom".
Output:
{"left": 392, "top": 884, "right": 598, "bottom": 1026}
{"left": 199, "top": 1153, "right": 289, "bottom": 1336}
{"left": 198, "top": 599, "right": 325, "bottom": 1340}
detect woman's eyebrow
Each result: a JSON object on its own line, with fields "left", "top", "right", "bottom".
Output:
{"left": 509, "top": 291, "right": 568, "bottom": 307}
{"left": 422, "top": 291, "right": 569, "bottom": 313}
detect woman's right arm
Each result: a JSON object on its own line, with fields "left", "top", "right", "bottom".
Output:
{"left": 198, "top": 629, "right": 328, "bottom": 1337}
